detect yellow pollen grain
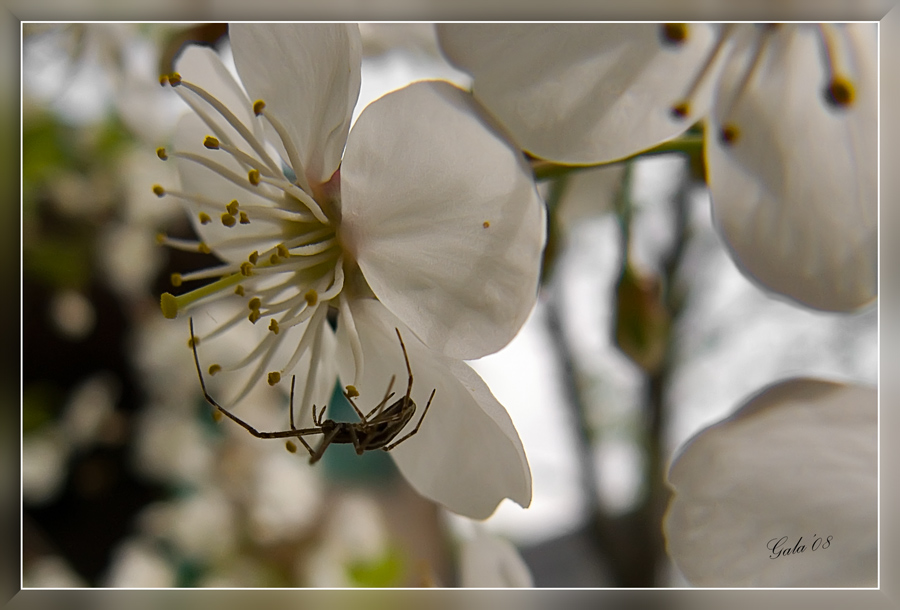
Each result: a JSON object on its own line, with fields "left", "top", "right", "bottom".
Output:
{"left": 719, "top": 123, "right": 740, "bottom": 145}
{"left": 226, "top": 200, "right": 239, "bottom": 215}
{"left": 156, "top": 147, "right": 168, "bottom": 160}
{"left": 277, "top": 243, "right": 290, "bottom": 258}
{"left": 234, "top": 285, "right": 245, "bottom": 296}
{"left": 285, "top": 440, "right": 297, "bottom": 454}
{"left": 483, "top": 221, "right": 490, "bottom": 229}
{"left": 345, "top": 385, "right": 359, "bottom": 398}
{"left": 670, "top": 101, "right": 690, "bottom": 119}
{"left": 269, "top": 319, "right": 280, "bottom": 334}
{"left": 304, "top": 289, "right": 318, "bottom": 307}
{"left": 249, "top": 297, "right": 262, "bottom": 311}
{"left": 198, "top": 242, "right": 211, "bottom": 254}
{"left": 826, "top": 76, "right": 855, "bottom": 107}
{"left": 198, "top": 212, "right": 212, "bottom": 225}
{"left": 170, "top": 273, "right": 183, "bottom": 287}
{"left": 253, "top": 100, "right": 266, "bottom": 116}
{"left": 209, "top": 364, "right": 222, "bottom": 375}
{"left": 203, "top": 136, "right": 220, "bottom": 149}
{"left": 240, "top": 262, "right": 254, "bottom": 276}
{"left": 221, "top": 212, "right": 236, "bottom": 227}
{"left": 662, "top": 23, "right": 688, "bottom": 45}
{"left": 152, "top": 184, "right": 165, "bottom": 197}
{"left": 239, "top": 211, "right": 250, "bottom": 224}
{"left": 248, "top": 169, "right": 261, "bottom": 185}
{"left": 267, "top": 371, "right": 281, "bottom": 386}
{"left": 248, "top": 251, "right": 259, "bottom": 265}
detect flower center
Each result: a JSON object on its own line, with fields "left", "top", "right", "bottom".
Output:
{"left": 664, "top": 24, "right": 862, "bottom": 145}
{"left": 154, "top": 71, "right": 361, "bottom": 408}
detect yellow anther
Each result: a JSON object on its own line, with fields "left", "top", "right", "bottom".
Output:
{"left": 277, "top": 243, "right": 290, "bottom": 258}
{"left": 304, "top": 289, "right": 318, "bottom": 307}
{"left": 267, "top": 371, "right": 281, "bottom": 386}
{"left": 156, "top": 232, "right": 166, "bottom": 245}
{"left": 221, "top": 212, "right": 236, "bottom": 228}
{"left": 158, "top": 74, "right": 169, "bottom": 86}
{"left": 156, "top": 147, "right": 168, "bottom": 160}
{"left": 253, "top": 100, "right": 266, "bottom": 116}
{"left": 209, "top": 364, "right": 222, "bottom": 376}
{"left": 248, "top": 169, "right": 260, "bottom": 185}
{"left": 661, "top": 23, "right": 688, "bottom": 45}
{"left": 269, "top": 253, "right": 281, "bottom": 265}
{"left": 152, "top": 184, "right": 165, "bottom": 197}
{"left": 719, "top": 123, "right": 740, "bottom": 145}
{"left": 249, "top": 297, "right": 262, "bottom": 311}
{"left": 212, "top": 410, "right": 223, "bottom": 422}
{"left": 226, "top": 199, "right": 239, "bottom": 215}
{"left": 670, "top": 101, "right": 690, "bottom": 119}
{"left": 187, "top": 335, "right": 198, "bottom": 348}
{"left": 239, "top": 211, "right": 250, "bottom": 224}
{"left": 268, "top": 319, "right": 280, "bottom": 334}
{"left": 203, "top": 136, "right": 220, "bottom": 149}
{"left": 248, "top": 251, "right": 259, "bottom": 265}
{"left": 826, "top": 76, "right": 855, "bottom": 108}
{"left": 249, "top": 310, "right": 261, "bottom": 323}
{"left": 160, "top": 292, "right": 178, "bottom": 319}
{"left": 240, "top": 262, "right": 254, "bottom": 276}
{"left": 483, "top": 221, "right": 491, "bottom": 229}
{"left": 345, "top": 385, "right": 360, "bottom": 398}
{"left": 170, "top": 273, "right": 183, "bottom": 287}
{"left": 234, "top": 285, "right": 245, "bottom": 296}
{"left": 285, "top": 440, "right": 297, "bottom": 454}
{"left": 198, "top": 242, "right": 211, "bottom": 254}
{"left": 198, "top": 212, "right": 212, "bottom": 225}
{"left": 169, "top": 72, "right": 182, "bottom": 86}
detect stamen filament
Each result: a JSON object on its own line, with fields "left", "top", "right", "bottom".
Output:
{"left": 258, "top": 106, "right": 312, "bottom": 195}
{"left": 671, "top": 23, "right": 735, "bottom": 119}
{"left": 339, "top": 291, "right": 364, "bottom": 385}
{"left": 255, "top": 174, "right": 330, "bottom": 225}
{"left": 177, "top": 79, "right": 283, "bottom": 177}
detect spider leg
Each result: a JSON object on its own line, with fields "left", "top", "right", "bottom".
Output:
{"left": 395, "top": 327, "right": 414, "bottom": 406}
{"left": 310, "top": 425, "right": 341, "bottom": 464}
{"left": 365, "top": 376, "right": 396, "bottom": 420}
{"left": 288, "top": 375, "right": 297, "bottom": 430}
{"left": 383, "top": 388, "right": 435, "bottom": 451}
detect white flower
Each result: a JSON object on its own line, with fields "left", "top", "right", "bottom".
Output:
{"left": 154, "top": 24, "right": 543, "bottom": 519}
{"left": 458, "top": 527, "right": 534, "bottom": 588}
{"left": 437, "top": 24, "right": 876, "bottom": 312}
{"left": 664, "top": 378, "right": 876, "bottom": 587}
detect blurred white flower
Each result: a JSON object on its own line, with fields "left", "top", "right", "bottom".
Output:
{"left": 437, "top": 24, "right": 876, "bottom": 312}
{"left": 155, "top": 24, "right": 543, "bottom": 519}
{"left": 458, "top": 526, "right": 533, "bottom": 587}
{"left": 102, "top": 538, "right": 177, "bottom": 587}
{"left": 664, "top": 378, "right": 876, "bottom": 587}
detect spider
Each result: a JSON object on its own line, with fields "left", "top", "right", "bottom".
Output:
{"left": 189, "top": 318, "right": 435, "bottom": 464}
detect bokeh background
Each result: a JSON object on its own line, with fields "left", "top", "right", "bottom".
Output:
{"left": 14, "top": 15, "right": 889, "bottom": 595}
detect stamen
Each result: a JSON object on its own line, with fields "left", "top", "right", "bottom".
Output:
{"left": 199, "top": 212, "right": 212, "bottom": 225}
{"left": 253, "top": 173, "right": 330, "bottom": 225}
{"left": 209, "top": 364, "right": 222, "bottom": 375}
{"left": 338, "top": 291, "right": 364, "bottom": 385}
{"left": 175, "top": 78, "right": 282, "bottom": 176}
{"left": 670, "top": 24, "right": 735, "bottom": 121}
{"left": 171, "top": 273, "right": 183, "bottom": 287}
{"left": 235, "top": 285, "right": 245, "bottom": 296}
{"left": 285, "top": 440, "right": 297, "bottom": 454}
{"left": 346, "top": 385, "right": 359, "bottom": 398}
{"left": 156, "top": 147, "right": 168, "bottom": 160}
{"left": 267, "top": 371, "right": 281, "bottom": 385}
{"left": 221, "top": 213, "right": 237, "bottom": 227}
{"left": 156, "top": 234, "right": 213, "bottom": 254}
{"left": 152, "top": 184, "right": 166, "bottom": 197}
{"left": 249, "top": 251, "right": 259, "bottom": 265}
{"left": 239, "top": 212, "right": 250, "bottom": 224}
{"left": 203, "top": 136, "right": 220, "bottom": 149}
{"left": 269, "top": 319, "right": 280, "bottom": 334}
{"left": 256, "top": 102, "right": 313, "bottom": 195}
{"left": 159, "top": 270, "right": 249, "bottom": 318}
{"left": 226, "top": 200, "right": 239, "bottom": 215}
{"left": 716, "top": 25, "right": 776, "bottom": 145}
{"left": 168, "top": 151, "right": 278, "bottom": 201}
{"left": 272, "top": 305, "right": 325, "bottom": 391}
{"left": 817, "top": 24, "right": 857, "bottom": 109}
{"left": 288, "top": 237, "right": 337, "bottom": 257}
{"left": 304, "top": 289, "right": 318, "bottom": 307}
{"left": 249, "top": 169, "right": 261, "bottom": 186}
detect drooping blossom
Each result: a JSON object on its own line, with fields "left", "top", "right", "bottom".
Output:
{"left": 153, "top": 24, "right": 544, "bottom": 519}
{"left": 437, "top": 23, "right": 876, "bottom": 312}
{"left": 664, "top": 378, "right": 876, "bottom": 586}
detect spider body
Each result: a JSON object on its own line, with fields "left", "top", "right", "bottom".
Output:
{"left": 189, "top": 319, "right": 434, "bottom": 464}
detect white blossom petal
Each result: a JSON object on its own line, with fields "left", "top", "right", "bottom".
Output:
{"left": 706, "top": 24, "right": 876, "bottom": 311}
{"left": 459, "top": 528, "right": 534, "bottom": 587}
{"left": 340, "top": 80, "right": 545, "bottom": 360}
{"left": 437, "top": 24, "right": 719, "bottom": 164}
{"left": 335, "top": 299, "right": 532, "bottom": 520}
{"left": 229, "top": 24, "right": 361, "bottom": 186}
{"left": 664, "top": 378, "right": 877, "bottom": 587}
